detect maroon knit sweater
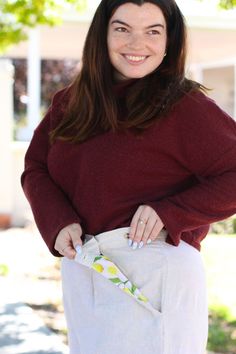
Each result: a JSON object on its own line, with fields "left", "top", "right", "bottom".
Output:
{"left": 21, "top": 85, "right": 236, "bottom": 257}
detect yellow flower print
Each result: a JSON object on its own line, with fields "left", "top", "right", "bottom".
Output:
{"left": 92, "top": 263, "right": 104, "bottom": 273}
{"left": 124, "top": 287, "right": 133, "bottom": 296}
{"left": 107, "top": 266, "right": 118, "bottom": 275}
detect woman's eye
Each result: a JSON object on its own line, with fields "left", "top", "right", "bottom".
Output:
{"left": 147, "top": 30, "right": 160, "bottom": 35}
{"left": 115, "top": 27, "right": 128, "bottom": 33}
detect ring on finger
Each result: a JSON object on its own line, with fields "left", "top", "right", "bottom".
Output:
{"left": 139, "top": 218, "right": 147, "bottom": 225}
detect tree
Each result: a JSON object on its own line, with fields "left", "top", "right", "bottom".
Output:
{"left": 218, "top": 0, "right": 236, "bottom": 9}
{"left": 0, "top": 0, "right": 86, "bottom": 54}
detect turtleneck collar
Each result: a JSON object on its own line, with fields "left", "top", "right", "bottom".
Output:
{"left": 113, "top": 78, "right": 138, "bottom": 97}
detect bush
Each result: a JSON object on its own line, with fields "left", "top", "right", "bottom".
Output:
{"left": 211, "top": 215, "right": 236, "bottom": 235}
{"left": 208, "top": 305, "right": 236, "bottom": 353}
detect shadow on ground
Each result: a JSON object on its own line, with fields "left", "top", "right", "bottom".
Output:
{"left": 0, "top": 302, "right": 68, "bottom": 354}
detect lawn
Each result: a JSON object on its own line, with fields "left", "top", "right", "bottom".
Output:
{"left": 201, "top": 234, "right": 236, "bottom": 353}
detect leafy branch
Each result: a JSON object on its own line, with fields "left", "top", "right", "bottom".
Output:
{"left": 0, "top": 0, "right": 87, "bottom": 54}
{"left": 198, "top": 0, "right": 236, "bottom": 10}
{"left": 218, "top": 0, "right": 236, "bottom": 9}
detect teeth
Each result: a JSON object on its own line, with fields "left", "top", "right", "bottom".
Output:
{"left": 125, "top": 55, "right": 146, "bottom": 62}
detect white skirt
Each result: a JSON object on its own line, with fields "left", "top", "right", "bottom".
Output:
{"left": 61, "top": 227, "right": 208, "bottom": 354}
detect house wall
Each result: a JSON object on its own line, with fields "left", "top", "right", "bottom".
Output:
{"left": 187, "top": 27, "right": 236, "bottom": 64}
{"left": 203, "top": 66, "right": 235, "bottom": 117}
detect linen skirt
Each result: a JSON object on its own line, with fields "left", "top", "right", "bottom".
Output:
{"left": 61, "top": 227, "right": 208, "bottom": 354}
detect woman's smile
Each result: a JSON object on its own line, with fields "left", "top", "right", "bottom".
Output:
{"left": 122, "top": 54, "right": 149, "bottom": 65}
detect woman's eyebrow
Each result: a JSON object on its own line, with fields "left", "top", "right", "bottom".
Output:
{"left": 111, "top": 20, "right": 132, "bottom": 28}
{"left": 147, "top": 23, "right": 165, "bottom": 29}
{"left": 110, "top": 19, "right": 165, "bottom": 29}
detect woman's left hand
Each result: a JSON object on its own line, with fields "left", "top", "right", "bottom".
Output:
{"left": 128, "top": 205, "right": 164, "bottom": 249}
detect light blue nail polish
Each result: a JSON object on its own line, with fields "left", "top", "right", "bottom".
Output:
{"left": 147, "top": 239, "right": 152, "bottom": 244}
{"left": 128, "top": 239, "right": 133, "bottom": 247}
{"left": 132, "top": 242, "right": 138, "bottom": 250}
{"left": 76, "top": 245, "right": 82, "bottom": 254}
{"left": 138, "top": 241, "right": 144, "bottom": 249}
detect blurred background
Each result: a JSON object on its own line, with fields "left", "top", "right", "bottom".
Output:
{"left": 0, "top": 0, "right": 236, "bottom": 353}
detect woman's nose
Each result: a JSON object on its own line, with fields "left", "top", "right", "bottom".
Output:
{"left": 127, "top": 33, "right": 144, "bottom": 50}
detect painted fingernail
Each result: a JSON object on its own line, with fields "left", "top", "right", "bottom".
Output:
{"left": 76, "top": 245, "right": 82, "bottom": 254}
{"left": 138, "top": 241, "right": 144, "bottom": 249}
{"left": 128, "top": 239, "right": 133, "bottom": 247}
{"left": 132, "top": 242, "right": 138, "bottom": 250}
{"left": 147, "top": 239, "right": 152, "bottom": 244}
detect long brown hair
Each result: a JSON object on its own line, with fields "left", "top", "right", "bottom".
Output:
{"left": 50, "top": 0, "right": 204, "bottom": 143}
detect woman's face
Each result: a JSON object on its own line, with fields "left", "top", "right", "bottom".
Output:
{"left": 107, "top": 2, "right": 167, "bottom": 81}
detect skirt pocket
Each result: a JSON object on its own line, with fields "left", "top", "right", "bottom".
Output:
{"left": 91, "top": 270, "right": 163, "bottom": 354}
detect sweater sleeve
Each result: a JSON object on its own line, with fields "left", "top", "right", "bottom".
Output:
{"left": 148, "top": 92, "right": 236, "bottom": 246}
{"left": 21, "top": 90, "right": 81, "bottom": 256}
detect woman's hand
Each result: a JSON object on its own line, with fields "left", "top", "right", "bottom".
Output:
{"left": 128, "top": 205, "right": 164, "bottom": 249}
{"left": 54, "top": 223, "right": 83, "bottom": 259}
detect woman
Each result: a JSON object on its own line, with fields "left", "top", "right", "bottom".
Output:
{"left": 21, "top": 0, "right": 236, "bottom": 353}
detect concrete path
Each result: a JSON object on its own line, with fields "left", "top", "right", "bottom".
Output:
{"left": 0, "top": 227, "right": 68, "bottom": 354}
{"left": 0, "top": 301, "right": 68, "bottom": 354}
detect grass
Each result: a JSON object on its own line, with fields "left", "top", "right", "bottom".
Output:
{"left": 201, "top": 234, "right": 236, "bottom": 353}
{"left": 207, "top": 305, "right": 236, "bottom": 353}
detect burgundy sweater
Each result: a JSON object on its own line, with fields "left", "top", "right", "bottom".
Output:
{"left": 21, "top": 86, "right": 236, "bottom": 257}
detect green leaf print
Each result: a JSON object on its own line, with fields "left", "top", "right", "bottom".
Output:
{"left": 94, "top": 256, "right": 103, "bottom": 262}
{"left": 110, "top": 278, "right": 122, "bottom": 284}
{"left": 131, "top": 284, "right": 137, "bottom": 294}
{"left": 138, "top": 294, "right": 148, "bottom": 302}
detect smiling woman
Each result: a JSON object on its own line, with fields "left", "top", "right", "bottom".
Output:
{"left": 21, "top": 0, "right": 236, "bottom": 354}
{"left": 107, "top": 3, "right": 167, "bottom": 81}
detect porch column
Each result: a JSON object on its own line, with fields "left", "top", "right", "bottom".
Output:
{"left": 17, "top": 28, "right": 41, "bottom": 140}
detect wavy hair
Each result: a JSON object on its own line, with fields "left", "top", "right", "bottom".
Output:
{"left": 50, "top": 0, "right": 204, "bottom": 143}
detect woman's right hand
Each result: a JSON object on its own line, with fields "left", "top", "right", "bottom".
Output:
{"left": 54, "top": 223, "right": 83, "bottom": 259}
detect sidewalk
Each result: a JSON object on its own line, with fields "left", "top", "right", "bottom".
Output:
{"left": 0, "top": 227, "right": 68, "bottom": 354}
{"left": 0, "top": 301, "right": 68, "bottom": 354}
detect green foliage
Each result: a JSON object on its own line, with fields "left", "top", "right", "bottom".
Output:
{"left": 199, "top": 0, "right": 236, "bottom": 9}
{"left": 0, "top": 0, "right": 87, "bottom": 54}
{"left": 210, "top": 304, "right": 232, "bottom": 321}
{"left": 0, "top": 264, "right": 9, "bottom": 276}
{"left": 208, "top": 305, "right": 236, "bottom": 353}
{"left": 202, "top": 236, "right": 236, "bottom": 352}
{"left": 211, "top": 215, "right": 236, "bottom": 235}
{"left": 218, "top": 0, "right": 236, "bottom": 9}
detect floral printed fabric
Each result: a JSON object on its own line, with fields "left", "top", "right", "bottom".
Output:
{"left": 75, "top": 238, "right": 153, "bottom": 309}
{"left": 92, "top": 254, "right": 150, "bottom": 305}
